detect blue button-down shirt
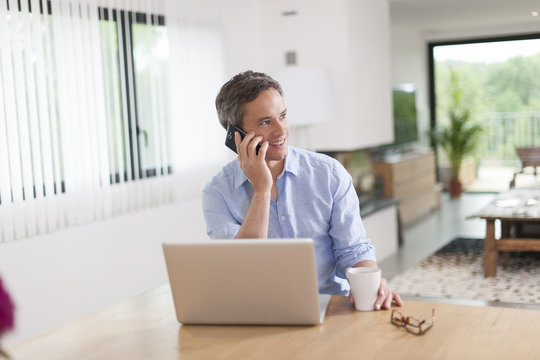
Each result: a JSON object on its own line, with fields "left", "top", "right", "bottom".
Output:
{"left": 202, "top": 147, "right": 376, "bottom": 295}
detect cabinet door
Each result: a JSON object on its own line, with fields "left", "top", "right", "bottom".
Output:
{"left": 363, "top": 205, "right": 398, "bottom": 262}
{"left": 258, "top": 0, "right": 393, "bottom": 151}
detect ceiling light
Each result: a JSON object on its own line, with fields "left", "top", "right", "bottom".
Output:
{"left": 532, "top": 11, "right": 539, "bottom": 16}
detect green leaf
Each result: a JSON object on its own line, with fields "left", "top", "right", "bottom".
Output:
{"left": 431, "top": 68, "right": 483, "bottom": 181}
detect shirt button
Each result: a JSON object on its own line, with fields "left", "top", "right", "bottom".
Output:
{"left": 280, "top": 216, "right": 286, "bottom": 221}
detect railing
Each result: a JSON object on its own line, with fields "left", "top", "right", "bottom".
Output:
{"left": 476, "top": 112, "right": 540, "bottom": 164}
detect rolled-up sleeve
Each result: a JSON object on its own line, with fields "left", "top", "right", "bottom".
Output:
{"left": 328, "top": 162, "right": 376, "bottom": 278}
{"left": 202, "top": 187, "right": 241, "bottom": 239}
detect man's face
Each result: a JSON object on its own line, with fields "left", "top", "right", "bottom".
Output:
{"left": 241, "top": 88, "right": 290, "bottom": 162}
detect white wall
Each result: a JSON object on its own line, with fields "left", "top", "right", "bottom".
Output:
{"left": 0, "top": 170, "right": 221, "bottom": 346}
{"left": 303, "top": 0, "right": 393, "bottom": 151}
{"left": 390, "top": 25, "right": 431, "bottom": 146}
{"left": 220, "top": 0, "right": 394, "bottom": 151}
{"left": 218, "top": 0, "right": 265, "bottom": 76}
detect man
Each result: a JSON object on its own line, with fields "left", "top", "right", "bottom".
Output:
{"left": 202, "top": 70, "right": 402, "bottom": 310}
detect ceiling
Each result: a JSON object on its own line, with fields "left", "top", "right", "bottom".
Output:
{"left": 390, "top": 0, "right": 540, "bottom": 36}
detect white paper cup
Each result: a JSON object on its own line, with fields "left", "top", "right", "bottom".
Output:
{"left": 346, "top": 267, "right": 381, "bottom": 311}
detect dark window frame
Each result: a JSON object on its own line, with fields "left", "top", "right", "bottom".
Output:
{"left": 98, "top": 7, "right": 169, "bottom": 184}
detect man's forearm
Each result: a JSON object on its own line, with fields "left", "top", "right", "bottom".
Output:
{"left": 235, "top": 190, "right": 271, "bottom": 239}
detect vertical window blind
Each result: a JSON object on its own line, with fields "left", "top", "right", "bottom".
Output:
{"left": 0, "top": 0, "right": 186, "bottom": 242}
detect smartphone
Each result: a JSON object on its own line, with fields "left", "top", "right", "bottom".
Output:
{"left": 225, "top": 124, "right": 261, "bottom": 155}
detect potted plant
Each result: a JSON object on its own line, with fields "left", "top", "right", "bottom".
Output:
{"left": 432, "top": 70, "right": 482, "bottom": 198}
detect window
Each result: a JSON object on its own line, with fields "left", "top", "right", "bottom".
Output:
{"left": 98, "top": 8, "right": 171, "bottom": 182}
{"left": 428, "top": 33, "right": 540, "bottom": 192}
{"left": 0, "top": 1, "right": 170, "bottom": 205}
{"left": 0, "top": 0, "right": 172, "bottom": 241}
{"left": 429, "top": 33, "right": 540, "bottom": 158}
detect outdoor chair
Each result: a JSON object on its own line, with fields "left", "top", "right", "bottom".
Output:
{"left": 509, "top": 146, "right": 540, "bottom": 188}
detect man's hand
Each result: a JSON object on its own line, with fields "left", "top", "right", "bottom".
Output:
{"left": 235, "top": 131, "right": 272, "bottom": 194}
{"left": 348, "top": 277, "right": 402, "bottom": 310}
{"left": 374, "top": 277, "right": 403, "bottom": 310}
{"left": 348, "top": 261, "right": 403, "bottom": 310}
{"left": 234, "top": 131, "right": 272, "bottom": 239}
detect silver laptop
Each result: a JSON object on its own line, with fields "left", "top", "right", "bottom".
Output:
{"left": 162, "top": 238, "right": 330, "bottom": 325}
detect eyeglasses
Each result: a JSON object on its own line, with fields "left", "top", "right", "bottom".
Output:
{"left": 390, "top": 308, "right": 435, "bottom": 335}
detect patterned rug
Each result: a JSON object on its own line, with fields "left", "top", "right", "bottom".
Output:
{"left": 389, "top": 238, "right": 540, "bottom": 305}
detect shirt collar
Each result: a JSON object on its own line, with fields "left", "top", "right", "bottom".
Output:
{"left": 234, "top": 162, "right": 249, "bottom": 189}
{"left": 233, "top": 147, "right": 299, "bottom": 189}
{"left": 283, "top": 146, "right": 299, "bottom": 177}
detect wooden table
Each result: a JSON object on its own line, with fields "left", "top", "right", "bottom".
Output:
{"left": 8, "top": 284, "right": 540, "bottom": 360}
{"left": 468, "top": 189, "right": 540, "bottom": 277}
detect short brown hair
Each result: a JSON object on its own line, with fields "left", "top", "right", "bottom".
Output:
{"left": 215, "top": 70, "right": 283, "bottom": 129}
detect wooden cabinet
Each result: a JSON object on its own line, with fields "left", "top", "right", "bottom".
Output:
{"left": 372, "top": 150, "right": 440, "bottom": 226}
